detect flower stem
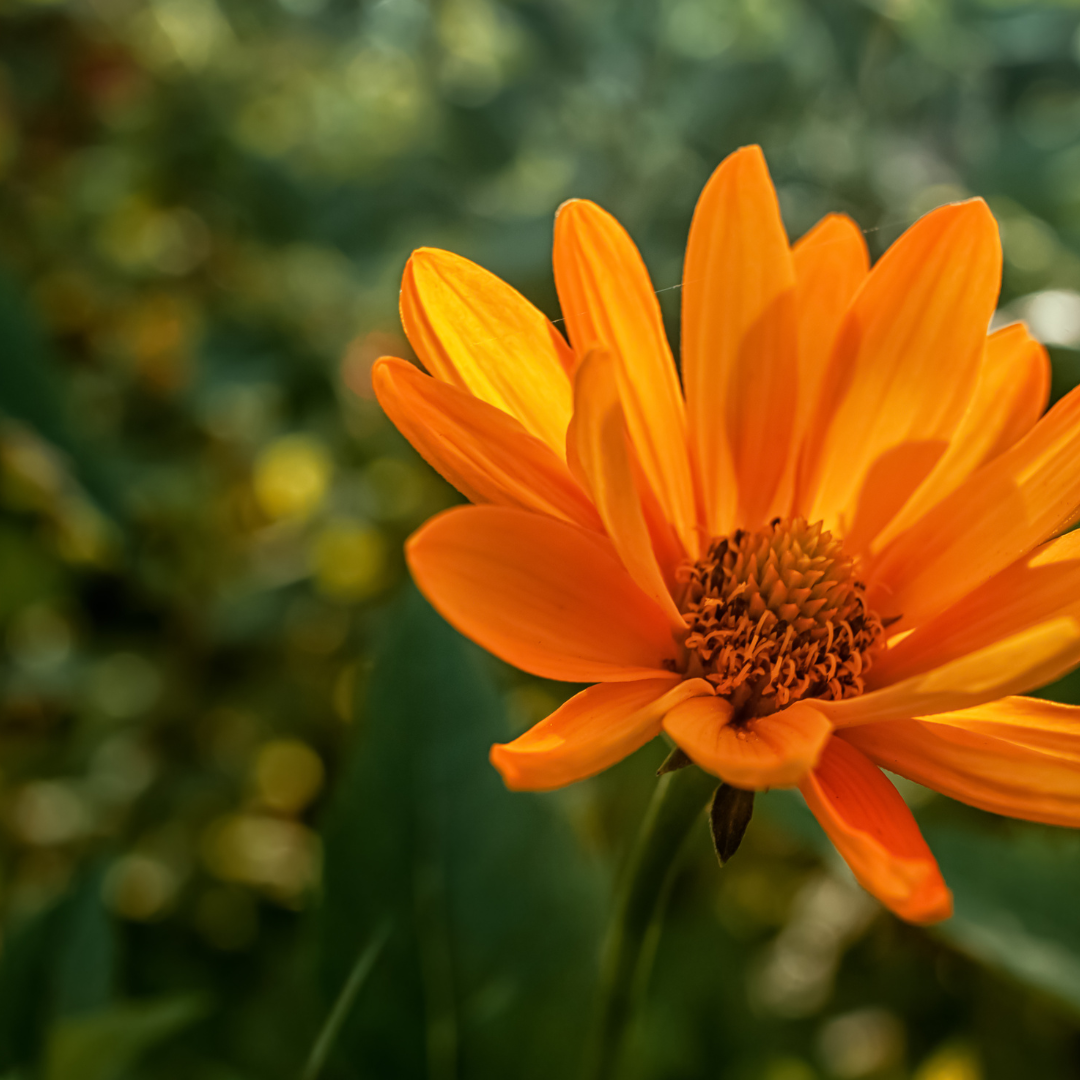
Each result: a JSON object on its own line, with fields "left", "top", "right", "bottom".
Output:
{"left": 586, "top": 764, "right": 718, "bottom": 1080}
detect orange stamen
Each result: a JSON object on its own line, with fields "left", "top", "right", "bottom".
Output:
{"left": 678, "top": 517, "right": 884, "bottom": 720}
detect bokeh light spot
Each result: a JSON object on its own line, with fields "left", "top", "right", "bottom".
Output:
{"left": 202, "top": 813, "right": 321, "bottom": 902}
{"left": 914, "top": 1043, "right": 982, "bottom": 1080}
{"left": 104, "top": 854, "right": 178, "bottom": 921}
{"left": 252, "top": 739, "right": 325, "bottom": 815}
{"left": 87, "top": 652, "right": 162, "bottom": 720}
{"left": 11, "top": 782, "right": 91, "bottom": 846}
{"left": 311, "top": 518, "right": 387, "bottom": 600}
{"left": 254, "top": 434, "right": 332, "bottom": 521}
{"left": 817, "top": 1008, "right": 904, "bottom": 1079}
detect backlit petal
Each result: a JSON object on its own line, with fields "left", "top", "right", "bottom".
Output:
{"left": 373, "top": 357, "right": 601, "bottom": 531}
{"left": 401, "top": 248, "right": 574, "bottom": 455}
{"left": 870, "top": 530, "right": 1080, "bottom": 687}
{"left": 407, "top": 505, "right": 678, "bottom": 682}
{"left": 683, "top": 145, "right": 799, "bottom": 533}
{"left": 799, "top": 200, "right": 1001, "bottom": 548}
{"left": 920, "top": 696, "right": 1080, "bottom": 762}
{"left": 800, "top": 737, "right": 952, "bottom": 924}
{"left": 872, "top": 322, "right": 1050, "bottom": 551}
{"left": 818, "top": 618, "right": 1080, "bottom": 728}
{"left": 791, "top": 213, "right": 869, "bottom": 443}
{"left": 490, "top": 677, "right": 712, "bottom": 791}
{"left": 662, "top": 696, "right": 831, "bottom": 788}
{"left": 554, "top": 200, "right": 698, "bottom": 555}
{"left": 567, "top": 349, "right": 685, "bottom": 628}
{"left": 842, "top": 716, "right": 1080, "bottom": 828}
{"left": 869, "top": 383, "right": 1080, "bottom": 628}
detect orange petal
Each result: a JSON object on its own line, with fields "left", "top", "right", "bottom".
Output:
{"left": 373, "top": 357, "right": 602, "bottom": 531}
{"left": 818, "top": 618, "right": 1080, "bottom": 729}
{"left": 566, "top": 349, "right": 685, "bottom": 629}
{"left": 490, "top": 676, "right": 712, "bottom": 791}
{"left": 662, "top": 697, "right": 831, "bottom": 789}
{"left": 401, "top": 248, "right": 574, "bottom": 455}
{"left": 406, "top": 505, "right": 678, "bottom": 682}
{"left": 842, "top": 715, "right": 1080, "bottom": 828}
{"left": 870, "top": 529, "right": 1080, "bottom": 687}
{"left": 920, "top": 696, "right": 1080, "bottom": 763}
{"left": 791, "top": 213, "right": 869, "bottom": 442}
{"left": 682, "top": 145, "right": 799, "bottom": 534}
{"left": 554, "top": 200, "right": 699, "bottom": 556}
{"left": 799, "top": 199, "right": 1002, "bottom": 547}
{"left": 872, "top": 321, "right": 1050, "bottom": 552}
{"left": 869, "top": 382, "right": 1080, "bottom": 629}
{"left": 800, "top": 737, "right": 952, "bottom": 924}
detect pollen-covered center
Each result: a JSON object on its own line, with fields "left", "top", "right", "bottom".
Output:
{"left": 677, "top": 517, "right": 884, "bottom": 719}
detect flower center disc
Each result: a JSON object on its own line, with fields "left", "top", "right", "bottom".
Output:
{"left": 678, "top": 517, "right": 884, "bottom": 720}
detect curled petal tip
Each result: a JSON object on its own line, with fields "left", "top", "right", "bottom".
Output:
{"left": 489, "top": 743, "right": 525, "bottom": 791}
{"left": 910, "top": 886, "right": 954, "bottom": 926}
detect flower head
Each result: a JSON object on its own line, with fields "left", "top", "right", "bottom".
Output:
{"left": 374, "top": 145, "right": 1080, "bottom": 924}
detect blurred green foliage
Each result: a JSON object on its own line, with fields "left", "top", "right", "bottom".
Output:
{"left": 3, "top": 0, "right": 1080, "bottom": 1077}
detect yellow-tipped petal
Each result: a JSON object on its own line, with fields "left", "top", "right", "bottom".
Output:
{"left": 401, "top": 248, "right": 574, "bottom": 456}
{"left": 373, "top": 357, "right": 601, "bottom": 531}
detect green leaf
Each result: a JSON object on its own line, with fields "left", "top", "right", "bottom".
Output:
{"left": 0, "top": 863, "right": 117, "bottom": 1070}
{"left": 0, "top": 268, "right": 119, "bottom": 517}
{"left": 301, "top": 919, "right": 392, "bottom": 1080}
{"left": 0, "top": 904, "right": 55, "bottom": 1070}
{"left": 318, "top": 585, "right": 607, "bottom": 1079}
{"left": 0, "top": 268, "right": 70, "bottom": 452}
{"left": 927, "top": 825, "right": 1080, "bottom": 1012}
{"left": 43, "top": 996, "right": 204, "bottom": 1080}
{"left": 51, "top": 863, "right": 116, "bottom": 1018}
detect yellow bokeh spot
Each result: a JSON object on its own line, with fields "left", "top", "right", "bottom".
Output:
{"left": 253, "top": 739, "right": 325, "bottom": 814}
{"left": 312, "top": 519, "right": 387, "bottom": 600}
{"left": 104, "top": 854, "right": 177, "bottom": 921}
{"left": 202, "top": 813, "right": 320, "bottom": 901}
{"left": 914, "top": 1044, "right": 982, "bottom": 1080}
{"left": 253, "top": 435, "right": 332, "bottom": 520}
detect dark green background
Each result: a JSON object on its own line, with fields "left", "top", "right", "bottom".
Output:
{"left": 3, "top": 0, "right": 1080, "bottom": 1077}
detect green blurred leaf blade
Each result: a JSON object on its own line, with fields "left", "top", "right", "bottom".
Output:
{"left": 43, "top": 996, "right": 204, "bottom": 1080}
{"left": 319, "top": 585, "right": 607, "bottom": 1079}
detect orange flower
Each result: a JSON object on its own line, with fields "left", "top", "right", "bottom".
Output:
{"left": 373, "top": 145, "right": 1080, "bottom": 925}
